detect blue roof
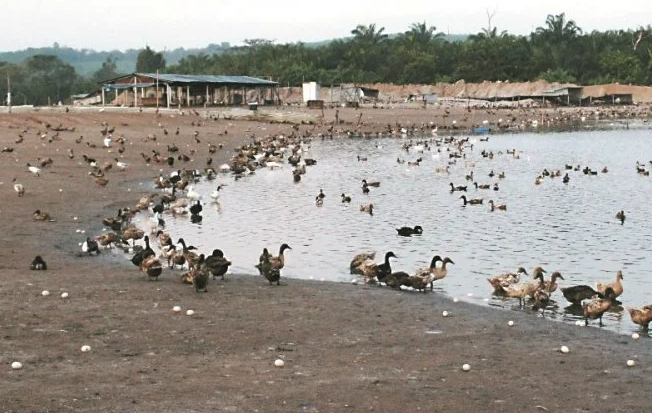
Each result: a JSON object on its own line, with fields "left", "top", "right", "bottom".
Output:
{"left": 139, "top": 73, "right": 277, "bottom": 86}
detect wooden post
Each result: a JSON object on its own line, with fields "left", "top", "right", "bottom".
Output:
{"left": 242, "top": 87, "right": 246, "bottom": 105}
{"left": 101, "top": 87, "right": 105, "bottom": 107}
{"left": 7, "top": 73, "right": 11, "bottom": 113}
{"left": 156, "top": 70, "right": 159, "bottom": 110}
{"left": 186, "top": 85, "right": 190, "bottom": 107}
{"left": 133, "top": 76, "right": 137, "bottom": 108}
{"left": 205, "top": 84, "right": 209, "bottom": 108}
{"left": 166, "top": 84, "right": 171, "bottom": 109}
{"left": 223, "top": 86, "right": 228, "bottom": 105}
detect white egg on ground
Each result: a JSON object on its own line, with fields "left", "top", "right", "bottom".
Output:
{"left": 351, "top": 279, "right": 358, "bottom": 285}
{"left": 632, "top": 333, "right": 640, "bottom": 340}
{"left": 186, "top": 310, "right": 195, "bottom": 316}
{"left": 274, "top": 359, "right": 285, "bottom": 367}
{"left": 80, "top": 345, "right": 91, "bottom": 352}
{"left": 61, "top": 292, "right": 69, "bottom": 299}
{"left": 560, "top": 346, "right": 570, "bottom": 354}
{"left": 462, "top": 364, "right": 471, "bottom": 371}
{"left": 172, "top": 306, "right": 181, "bottom": 312}
{"left": 41, "top": 290, "right": 50, "bottom": 296}
{"left": 11, "top": 361, "right": 22, "bottom": 370}
{"left": 508, "top": 320, "right": 514, "bottom": 327}
{"left": 627, "top": 359, "right": 636, "bottom": 367}
{"left": 442, "top": 311, "right": 449, "bottom": 317}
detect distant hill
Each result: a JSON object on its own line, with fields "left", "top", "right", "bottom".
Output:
{"left": 0, "top": 34, "right": 471, "bottom": 76}
{"left": 0, "top": 42, "right": 232, "bottom": 77}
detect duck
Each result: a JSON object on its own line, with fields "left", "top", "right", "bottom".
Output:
{"left": 204, "top": 249, "right": 232, "bottom": 280}
{"left": 449, "top": 182, "right": 467, "bottom": 192}
{"left": 115, "top": 158, "right": 128, "bottom": 170}
{"left": 531, "top": 277, "right": 550, "bottom": 315}
{"left": 315, "top": 196, "right": 324, "bottom": 206}
{"left": 474, "top": 182, "right": 490, "bottom": 190}
{"left": 122, "top": 227, "right": 145, "bottom": 247}
{"left": 628, "top": 305, "right": 652, "bottom": 329}
{"left": 492, "top": 183, "right": 499, "bottom": 191}
{"left": 362, "top": 251, "right": 397, "bottom": 284}
{"left": 177, "top": 238, "right": 200, "bottom": 269}
{"left": 93, "top": 176, "right": 109, "bottom": 187}
{"left": 498, "top": 172, "right": 506, "bottom": 179}
{"left": 256, "top": 243, "right": 292, "bottom": 276}
{"left": 360, "top": 204, "right": 374, "bottom": 215}
{"left": 140, "top": 255, "right": 163, "bottom": 281}
{"left": 488, "top": 200, "right": 506, "bottom": 211}
{"left": 396, "top": 226, "right": 423, "bottom": 236}
{"left": 460, "top": 195, "right": 483, "bottom": 206}
{"left": 189, "top": 200, "right": 203, "bottom": 215}
{"left": 596, "top": 270, "right": 624, "bottom": 299}
{"left": 427, "top": 256, "right": 455, "bottom": 290}
{"left": 12, "top": 178, "right": 25, "bottom": 197}
{"left": 82, "top": 237, "right": 100, "bottom": 255}
{"left": 186, "top": 186, "right": 200, "bottom": 201}
{"left": 131, "top": 236, "right": 155, "bottom": 268}
{"left": 33, "top": 210, "right": 54, "bottom": 221}
{"left": 26, "top": 163, "right": 41, "bottom": 177}
{"left": 583, "top": 287, "right": 617, "bottom": 326}
{"left": 383, "top": 271, "right": 411, "bottom": 290}
{"left": 362, "top": 179, "right": 380, "bottom": 187}
{"left": 561, "top": 285, "right": 604, "bottom": 305}
{"left": 317, "top": 189, "right": 326, "bottom": 199}
{"left": 362, "top": 183, "right": 370, "bottom": 195}
{"left": 210, "top": 184, "right": 224, "bottom": 202}
{"left": 413, "top": 255, "right": 442, "bottom": 279}
{"left": 190, "top": 255, "right": 210, "bottom": 291}
{"left": 257, "top": 248, "right": 281, "bottom": 285}
{"left": 400, "top": 272, "right": 435, "bottom": 292}
{"left": 616, "top": 210, "right": 625, "bottom": 223}
{"left": 98, "top": 232, "right": 120, "bottom": 249}
{"left": 488, "top": 267, "right": 528, "bottom": 293}
{"left": 155, "top": 230, "right": 171, "bottom": 247}
{"left": 350, "top": 251, "right": 376, "bottom": 275}
{"left": 499, "top": 267, "right": 546, "bottom": 307}
{"left": 544, "top": 271, "right": 565, "bottom": 293}
{"left": 29, "top": 255, "right": 47, "bottom": 271}
{"left": 341, "top": 193, "right": 352, "bottom": 203}
{"left": 562, "top": 173, "right": 570, "bottom": 184}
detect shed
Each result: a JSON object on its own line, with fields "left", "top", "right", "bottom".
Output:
{"left": 100, "top": 73, "right": 279, "bottom": 108}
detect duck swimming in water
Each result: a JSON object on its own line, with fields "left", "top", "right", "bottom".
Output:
{"left": 460, "top": 195, "right": 483, "bottom": 206}
{"left": 396, "top": 226, "right": 423, "bottom": 236}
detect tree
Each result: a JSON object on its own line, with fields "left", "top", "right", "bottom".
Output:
{"left": 136, "top": 46, "right": 166, "bottom": 73}
{"left": 535, "top": 13, "right": 582, "bottom": 43}
{"left": 22, "top": 55, "right": 79, "bottom": 105}
{"left": 404, "top": 22, "right": 445, "bottom": 47}
{"left": 92, "top": 56, "right": 121, "bottom": 82}
{"left": 351, "top": 24, "right": 388, "bottom": 45}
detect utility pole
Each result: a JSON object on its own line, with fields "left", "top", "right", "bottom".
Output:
{"left": 7, "top": 72, "right": 11, "bottom": 114}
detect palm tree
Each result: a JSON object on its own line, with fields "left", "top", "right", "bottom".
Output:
{"left": 469, "top": 27, "right": 508, "bottom": 42}
{"left": 535, "top": 13, "right": 582, "bottom": 43}
{"left": 351, "top": 23, "right": 388, "bottom": 45}
{"left": 404, "top": 21, "right": 445, "bottom": 46}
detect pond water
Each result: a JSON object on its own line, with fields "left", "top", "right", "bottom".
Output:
{"left": 139, "top": 124, "right": 652, "bottom": 335}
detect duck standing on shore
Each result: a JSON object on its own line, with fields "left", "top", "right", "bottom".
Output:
{"left": 362, "top": 251, "right": 397, "bottom": 284}
{"left": 350, "top": 251, "right": 376, "bottom": 275}
{"left": 488, "top": 267, "right": 528, "bottom": 294}
{"left": 628, "top": 305, "right": 652, "bottom": 329}
{"left": 583, "top": 287, "right": 616, "bottom": 326}
{"left": 30, "top": 256, "right": 47, "bottom": 271}
{"left": 596, "top": 270, "right": 624, "bottom": 299}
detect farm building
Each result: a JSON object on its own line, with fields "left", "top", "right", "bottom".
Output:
{"left": 100, "top": 73, "right": 279, "bottom": 108}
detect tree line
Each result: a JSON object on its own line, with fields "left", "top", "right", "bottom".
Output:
{"left": 1, "top": 13, "right": 651, "bottom": 106}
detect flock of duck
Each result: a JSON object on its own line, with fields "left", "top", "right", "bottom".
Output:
{"left": 12, "top": 116, "right": 652, "bottom": 333}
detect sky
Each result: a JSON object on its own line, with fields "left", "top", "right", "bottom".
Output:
{"left": 2, "top": 0, "right": 649, "bottom": 52}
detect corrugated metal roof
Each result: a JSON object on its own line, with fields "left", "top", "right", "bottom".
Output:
{"left": 139, "top": 73, "right": 278, "bottom": 86}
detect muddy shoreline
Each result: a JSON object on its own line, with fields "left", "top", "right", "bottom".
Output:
{"left": 1, "top": 107, "right": 651, "bottom": 412}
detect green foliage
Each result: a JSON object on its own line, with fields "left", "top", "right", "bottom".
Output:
{"left": 2, "top": 15, "right": 652, "bottom": 106}
{"left": 136, "top": 46, "right": 166, "bottom": 73}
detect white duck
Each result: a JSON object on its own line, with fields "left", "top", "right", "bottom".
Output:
{"left": 210, "top": 184, "right": 225, "bottom": 202}
{"left": 186, "top": 186, "right": 201, "bottom": 201}
{"left": 26, "top": 163, "right": 41, "bottom": 177}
